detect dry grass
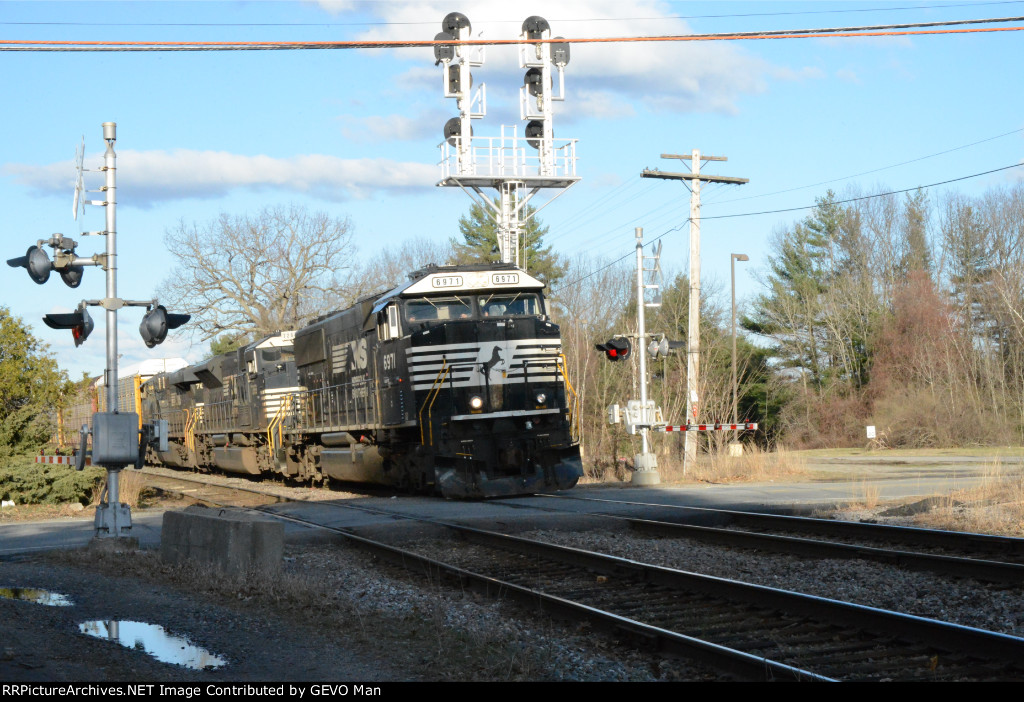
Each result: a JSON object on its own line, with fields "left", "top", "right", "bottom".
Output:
{"left": 90, "top": 469, "right": 149, "bottom": 508}
{"left": 655, "top": 444, "right": 808, "bottom": 484}
{"left": 847, "top": 481, "right": 882, "bottom": 511}
{"left": 913, "top": 459, "right": 1024, "bottom": 536}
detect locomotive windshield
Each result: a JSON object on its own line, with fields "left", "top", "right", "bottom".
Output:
{"left": 404, "top": 292, "right": 542, "bottom": 324}
{"left": 405, "top": 296, "right": 473, "bottom": 322}
{"left": 479, "top": 292, "right": 540, "bottom": 317}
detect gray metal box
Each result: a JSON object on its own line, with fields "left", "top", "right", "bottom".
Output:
{"left": 92, "top": 412, "right": 139, "bottom": 465}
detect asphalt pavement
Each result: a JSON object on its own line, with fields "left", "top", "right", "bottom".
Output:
{"left": 2, "top": 453, "right": 1020, "bottom": 556}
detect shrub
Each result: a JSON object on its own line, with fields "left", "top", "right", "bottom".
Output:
{"left": 0, "top": 455, "right": 104, "bottom": 505}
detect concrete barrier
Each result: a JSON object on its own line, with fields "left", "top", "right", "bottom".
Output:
{"left": 160, "top": 507, "right": 284, "bottom": 576}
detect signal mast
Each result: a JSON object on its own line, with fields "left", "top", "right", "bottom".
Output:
{"left": 433, "top": 12, "right": 579, "bottom": 270}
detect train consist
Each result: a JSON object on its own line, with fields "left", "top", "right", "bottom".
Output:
{"left": 137, "top": 263, "right": 582, "bottom": 498}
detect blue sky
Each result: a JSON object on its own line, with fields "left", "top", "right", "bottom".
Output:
{"left": 2, "top": 0, "right": 1023, "bottom": 379}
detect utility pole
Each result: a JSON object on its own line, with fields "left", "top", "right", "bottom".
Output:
{"left": 642, "top": 151, "right": 748, "bottom": 471}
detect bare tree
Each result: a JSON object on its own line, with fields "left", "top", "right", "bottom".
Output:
{"left": 348, "top": 237, "right": 456, "bottom": 302}
{"left": 158, "top": 205, "right": 356, "bottom": 341}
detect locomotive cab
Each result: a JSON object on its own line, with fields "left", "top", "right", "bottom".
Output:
{"left": 381, "top": 264, "right": 582, "bottom": 497}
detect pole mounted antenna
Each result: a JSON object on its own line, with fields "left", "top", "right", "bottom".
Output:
{"left": 435, "top": 13, "right": 579, "bottom": 271}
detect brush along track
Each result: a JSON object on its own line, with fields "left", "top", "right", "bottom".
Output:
{"left": 139, "top": 470, "right": 1024, "bottom": 681}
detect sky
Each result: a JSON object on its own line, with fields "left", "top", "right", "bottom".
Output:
{"left": 2, "top": 0, "right": 1023, "bottom": 380}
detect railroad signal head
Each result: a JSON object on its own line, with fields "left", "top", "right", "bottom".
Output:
{"left": 524, "top": 120, "right": 545, "bottom": 149}
{"left": 139, "top": 305, "right": 190, "bottom": 348}
{"left": 433, "top": 31, "right": 455, "bottom": 64}
{"left": 444, "top": 117, "right": 472, "bottom": 146}
{"left": 595, "top": 337, "right": 631, "bottom": 362}
{"left": 43, "top": 307, "right": 94, "bottom": 347}
{"left": 446, "top": 63, "right": 472, "bottom": 95}
{"left": 522, "top": 15, "right": 550, "bottom": 40}
{"left": 551, "top": 37, "right": 570, "bottom": 66}
{"left": 523, "top": 67, "right": 544, "bottom": 97}
{"left": 7, "top": 245, "right": 52, "bottom": 284}
{"left": 442, "top": 12, "right": 471, "bottom": 36}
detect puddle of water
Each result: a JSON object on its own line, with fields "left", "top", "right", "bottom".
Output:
{"left": 78, "top": 620, "right": 226, "bottom": 670}
{"left": 0, "top": 587, "right": 73, "bottom": 606}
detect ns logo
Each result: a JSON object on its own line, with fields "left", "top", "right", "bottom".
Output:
{"left": 331, "top": 338, "right": 368, "bottom": 374}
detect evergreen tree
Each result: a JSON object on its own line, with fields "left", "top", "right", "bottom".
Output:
{"left": 900, "top": 189, "right": 932, "bottom": 275}
{"left": 745, "top": 194, "right": 833, "bottom": 386}
{"left": 451, "top": 199, "right": 567, "bottom": 287}
{"left": 209, "top": 333, "right": 248, "bottom": 358}
{"left": 0, "top": 307, "right": 69, "bottom": 459}
{"left": 943, "top": 198, "right": 993, "bottom": 335}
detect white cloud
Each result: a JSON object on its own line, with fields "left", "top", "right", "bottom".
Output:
{"left": 338, "top": 109, "right": 451, "bottom": 141}
{"left": 558, "top": 89, "right": 637, "bottom": 123}
{"left": 836, "top": 68, "right": 861, "bottom": 84}
{"left": 3, "top": 150, "right": 438, "bottom": 207}
{"left": 325, "top": 0, "right": 803, "bottom": 115}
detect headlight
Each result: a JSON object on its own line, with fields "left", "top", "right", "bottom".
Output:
{"left": 469, "top": 396, "right": 484, "bottom": 410}
{"left": 535, "top": 392, "right": 547, "bottom": 405}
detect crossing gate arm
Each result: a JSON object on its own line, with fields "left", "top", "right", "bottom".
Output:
{"left": 655, "top": 422, "right": 759, "bottom": 433}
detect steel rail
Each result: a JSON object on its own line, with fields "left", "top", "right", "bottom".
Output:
{"left": 541, "top": 493, "right": 1024, "bottom": 559}
{"left": 625, "top": 516, "right": 1024, "bottom": 585}
{"left": 142, "top": 472, "right": 1024, "bottom": 679}
{"left": 445, "top": 524, "right": 1024, "bottom": 667}
{"left": 140, "top": 474, "right": 827, "bottom": 680}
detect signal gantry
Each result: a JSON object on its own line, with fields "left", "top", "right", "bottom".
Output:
{"left": 434, "top": 12, "right": 579, "bottom": 270}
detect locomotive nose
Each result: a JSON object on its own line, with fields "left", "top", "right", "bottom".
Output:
{"left": 497, "top": 444, "right": 525, "bottom": 471}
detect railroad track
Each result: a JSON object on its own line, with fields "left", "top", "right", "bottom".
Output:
{"left": 481, "top": 494, "right": 1024, "bottom": 585}
{"left": 138, "top": 469, "right": 1024, "bottom": 681}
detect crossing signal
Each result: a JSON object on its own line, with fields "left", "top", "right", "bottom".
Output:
{"left": 139, "top": 305, "right": 190, "bottom": 348}
{"left": 60, "top": 264, "right": 84, "bottom": 289}
{"left": 7, "top": 245, "right": 52, "bottom": 284}
{"left": 43, "top": 307, "right": 94, "bottom": 347}
{"left": 596, "top": 337, "right": 631, "bottom": 362}
{"left": 8, "top": 235, "right": 85, "bottom": 288}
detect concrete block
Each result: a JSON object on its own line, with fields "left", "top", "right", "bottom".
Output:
{"left": 160, "top": 507, "right": 284, "bottom": 576}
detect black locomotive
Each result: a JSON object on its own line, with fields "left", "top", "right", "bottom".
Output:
{"left": 140, "top": 263, "right": 583, "bottom": 498}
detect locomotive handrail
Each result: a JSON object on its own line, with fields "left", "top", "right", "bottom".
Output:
{"left": 183, "top": 406, "right": 203, "bottom": 456}
{"left": 266, "top": 394, "right": 292, "bottom": 450}
{"left": 285, "top": 380, "right": 376, "bottom": 433}
{"left": 419, "top": 359, "right": 451, "bottom": 447}
{"left": 557, "top": 354, "right": 581, "bottom": 444}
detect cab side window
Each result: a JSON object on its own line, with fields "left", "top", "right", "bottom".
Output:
{"left": 378, "top": 303, "right": 401, "bottom": 340}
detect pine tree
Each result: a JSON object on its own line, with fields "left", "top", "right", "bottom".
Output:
{"left": 450, "top": 199, "right": 567, "bottom": 287}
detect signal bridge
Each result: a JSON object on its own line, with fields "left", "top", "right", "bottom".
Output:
{"left": 438, "top": 128, "right": 579, "bottom": 189}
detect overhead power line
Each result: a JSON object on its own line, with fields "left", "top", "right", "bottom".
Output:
{"left": 698, "top": 162, "right": 1024, "bottom": 221}
{"left": 709, "top": 126, "right": 1024, "bottom": 207}
{"left": 553, "top": 161, "right": 1024, "bottom": 294}
{"left": 6, "top": 2, "right": 1024, "bottom": 27}
{"left": 3, "top": 15, "right": 1024, "bottom": 50}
